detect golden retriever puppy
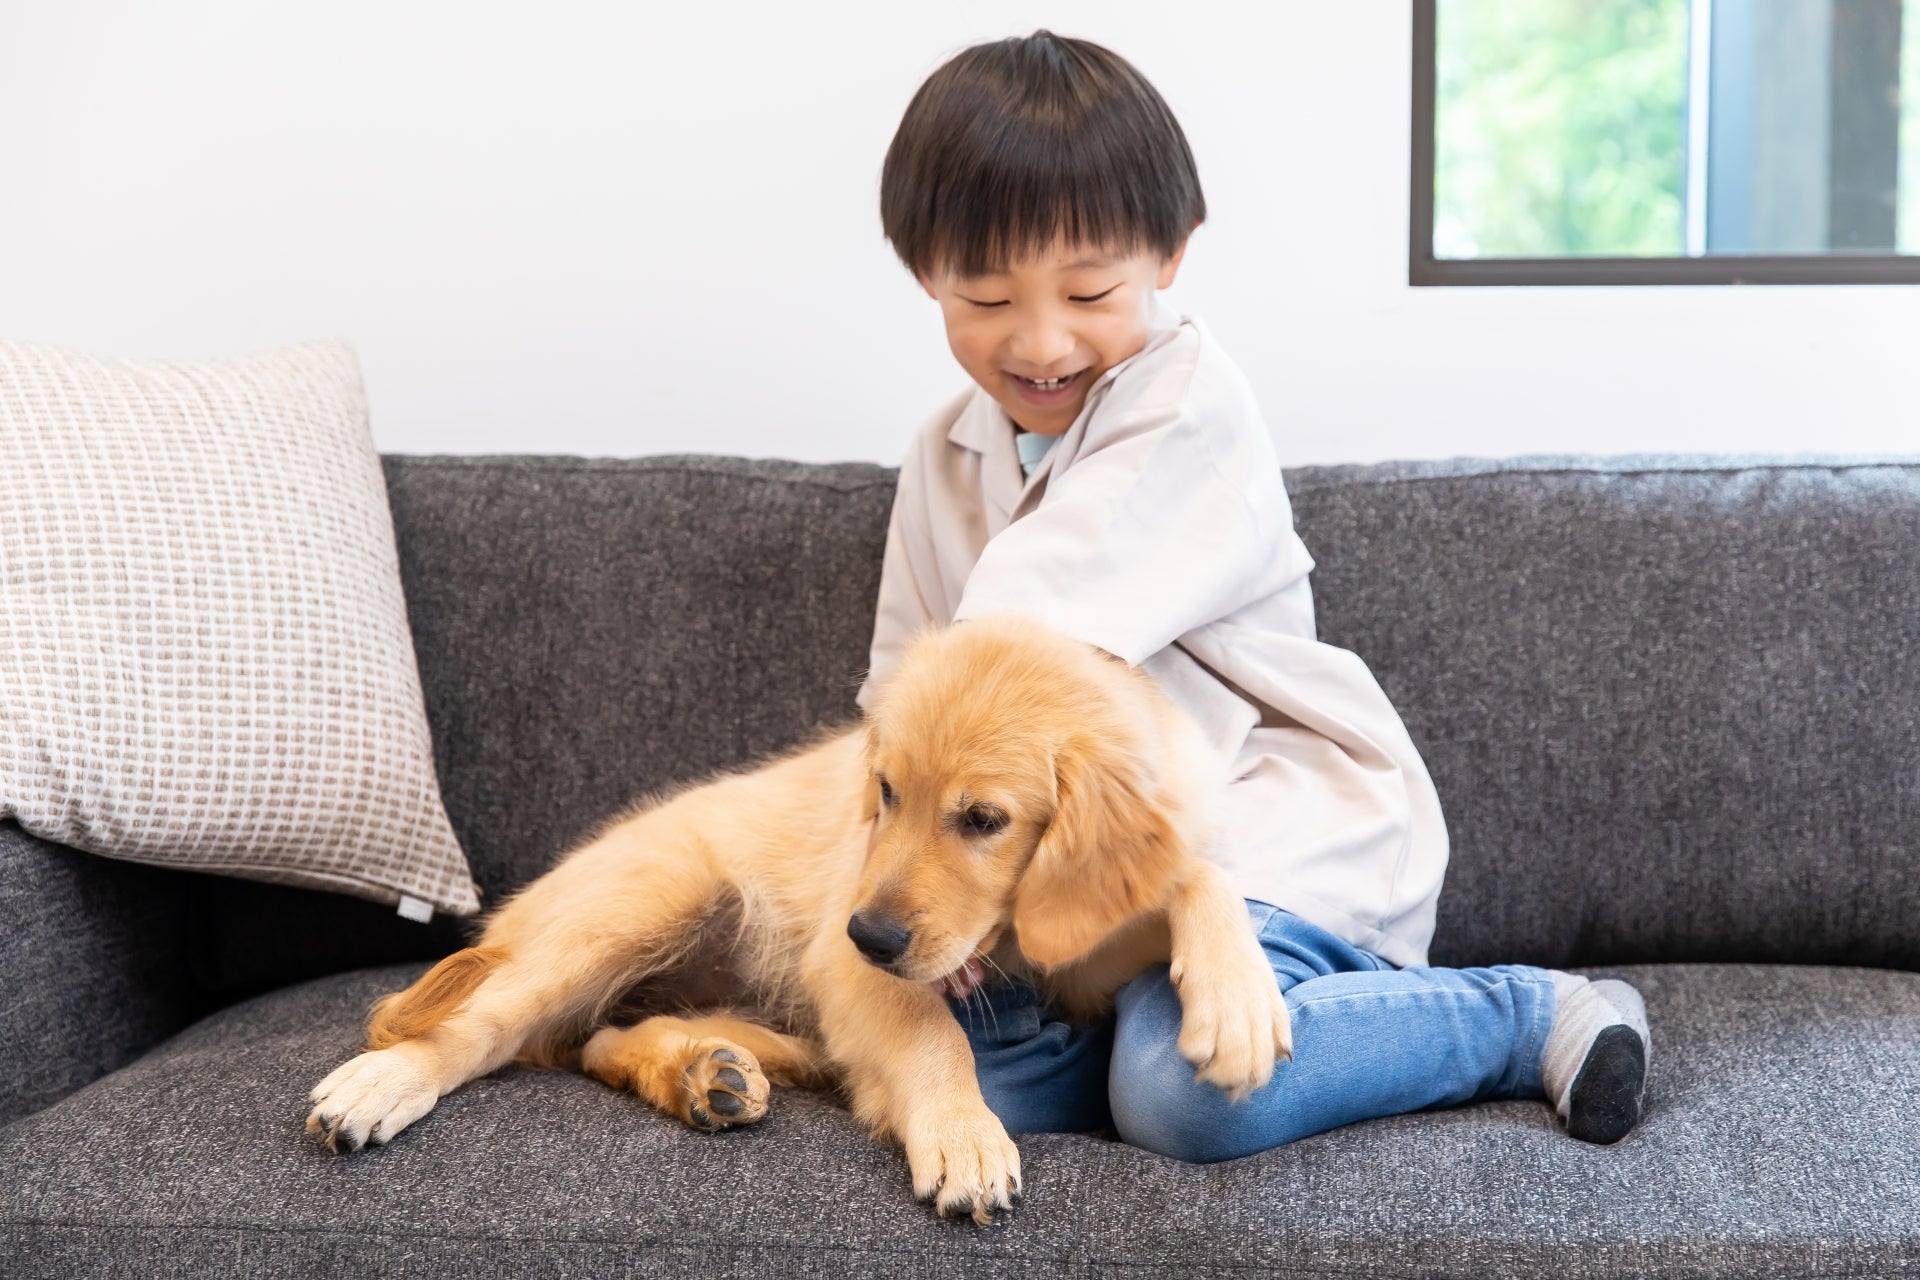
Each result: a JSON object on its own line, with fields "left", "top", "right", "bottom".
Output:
{"left": 307, "top": 612, "right": 1290, "bottom": 1222}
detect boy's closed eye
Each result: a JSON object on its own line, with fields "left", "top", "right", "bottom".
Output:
{"left": 960, "top": 284, "right": 1123, "bottom": 309}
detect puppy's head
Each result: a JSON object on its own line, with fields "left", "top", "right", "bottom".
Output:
{"left": 851, "top": 613, "right": 1191, "bottom": 995}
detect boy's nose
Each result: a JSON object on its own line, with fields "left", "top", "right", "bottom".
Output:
{"left": 1009, "top": 323, "right": 1076, "bottom": 368}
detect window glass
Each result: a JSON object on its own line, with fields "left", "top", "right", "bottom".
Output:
{"left": 1433, "top": 0, "right": 1919, "bottom": 260}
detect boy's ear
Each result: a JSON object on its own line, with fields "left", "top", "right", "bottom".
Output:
{"left": 1012, "top": 733, "right": 1183, "bottom": 969}
{"left": 1157, "top": 230, "right": 1196, "bottom": 290}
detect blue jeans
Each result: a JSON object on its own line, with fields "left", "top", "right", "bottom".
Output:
{"left": 951, "top": 900, "right": 1557, "bottom": 1162}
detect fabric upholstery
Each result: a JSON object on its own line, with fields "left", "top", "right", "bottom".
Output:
{"left": 0, "top": 341, "right": 478, "bottom": 916}
{"left": 1286, "top": 456, "right": 1920, "bottom": 970}
{"left": 197, "top": 452, "right": 1920, "bottom": 989}
{"left": 193, "top": 455, "right": 899, "bottom": 992}
{"left": 5, "top": 960, "right": 1918, "bottom": 1278}
{"left": 7, "top": 450, "right": 1920, "bottom": 1276}
{"left": 0, "top": 822, "right": 207, "bottom": 1123}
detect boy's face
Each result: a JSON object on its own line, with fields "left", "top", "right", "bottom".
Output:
{"left": 918, "top": 234, "right": 1189, "bottom": 436}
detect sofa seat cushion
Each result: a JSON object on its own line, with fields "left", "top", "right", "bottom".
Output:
{"left": 3, "top": 961, "right": 1918, "bottom": 1278}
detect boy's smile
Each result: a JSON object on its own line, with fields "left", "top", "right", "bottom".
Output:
{"left": 918, "top": 233, "right": 1190, "bottom": 436}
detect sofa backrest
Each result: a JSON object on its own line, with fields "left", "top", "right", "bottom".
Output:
{"left": 188, "top": 456, "right": 898, "bottom": 993}
{"left": 188, "top": 453, "right": 1920, "bottom": 993}
{"left": 1289, "top": 456, "right": 1919, "bottom": 969}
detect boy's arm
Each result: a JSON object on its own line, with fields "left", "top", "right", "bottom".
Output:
{"left": 951, "top": 399, "right": 1309, "bottom": 667}
{"left": 856, "top": 436, "right": 947, "bottom": 712}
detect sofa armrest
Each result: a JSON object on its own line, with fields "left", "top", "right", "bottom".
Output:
{"left": 0, "top": 822, "right": 206, "bottom": 1124}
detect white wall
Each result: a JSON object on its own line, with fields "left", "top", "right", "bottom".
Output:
{"left": 2, "top": 1, "right": 1913, "bottom": 467}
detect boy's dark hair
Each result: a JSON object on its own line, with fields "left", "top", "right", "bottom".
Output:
{"left": 881, "top": 31, "right": 1205, "bottom": 280}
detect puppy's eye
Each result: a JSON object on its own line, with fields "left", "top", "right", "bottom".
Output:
{"left": 963, "top": 806, "right": 1007, "bottom": 836}
{"left": 878, "top": 778, "right": 894, "bottom": 807}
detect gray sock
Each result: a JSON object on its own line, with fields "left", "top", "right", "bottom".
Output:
{"left": 1540, "top": 973, "right": 1651, "bottom": 1144}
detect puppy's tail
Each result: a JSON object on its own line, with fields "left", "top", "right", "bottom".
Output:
{"left": 366, "top": 946, "right": 509, "bottom": 1050}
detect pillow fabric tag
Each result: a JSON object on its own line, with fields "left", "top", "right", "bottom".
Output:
{"left": 396, "top": 895, "right": 435, "bottom": 924}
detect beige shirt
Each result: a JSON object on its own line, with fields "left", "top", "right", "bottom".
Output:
{"left": 855, "top": 302, "right": 1448, "bottom": 967}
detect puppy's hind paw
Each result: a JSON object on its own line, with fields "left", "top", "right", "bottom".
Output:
{"left": 678, "top": 1040, "right": 771, "bottom": 1132}
{"left": 584, "top": 1025, "right": 773, "bottom": 1133}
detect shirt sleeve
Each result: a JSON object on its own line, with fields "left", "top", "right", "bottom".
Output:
{"left": 855, "top": 433, "right": 947, "bottom": 712}
{"left": 951, "top": 392, "right": 1308, "bottom": 668}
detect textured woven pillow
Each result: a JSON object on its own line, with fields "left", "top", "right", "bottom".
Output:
{"left": 0, "top": 339, "right": 480, "bottom": 917}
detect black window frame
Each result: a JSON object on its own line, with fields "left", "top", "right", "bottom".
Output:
{"left": 1409, "top": 0, "right": 1920, "bottom": 286}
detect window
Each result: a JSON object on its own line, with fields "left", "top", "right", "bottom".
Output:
{"left": 1411, "top": 0, "right": 1920, "bottom": 283}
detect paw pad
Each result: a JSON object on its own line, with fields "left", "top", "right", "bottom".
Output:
{"left": 681, "top": 1040, "right": 769, "bottom": 1131}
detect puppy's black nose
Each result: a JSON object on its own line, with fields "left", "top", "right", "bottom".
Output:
{"left": 847, "top": 912, "right": 913, "bottom": 965}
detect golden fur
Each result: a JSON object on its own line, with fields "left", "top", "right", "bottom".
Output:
{"left": 307, "top": 612, "right": 1290, "bottom": 1222}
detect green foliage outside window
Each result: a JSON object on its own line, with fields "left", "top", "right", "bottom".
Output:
{"left": 1433, "top": 0, "right": 1690, "bottom": 258}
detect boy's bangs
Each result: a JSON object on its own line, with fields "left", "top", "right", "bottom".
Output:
{"left": 925, "top": 137, "right": 1164, "bottom": 280}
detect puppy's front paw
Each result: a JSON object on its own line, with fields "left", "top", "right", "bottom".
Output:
{"left": 306, "top": 1048, "right": 439, "bottom": 1152}
{"left": 900, "top": 1103, "right": 1022, "bottom": 1225}
{"left": 1170, "top": 952, "right": 1293, "bottom": 1102}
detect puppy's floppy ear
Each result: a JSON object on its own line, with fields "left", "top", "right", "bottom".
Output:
{"left": 1013, "top": 732, "right": 1184, "bottom": 969}
{"left": 860, "top": 732, "right": 883, "bottom": 860}
{"left": 862, "top": 773, "right": 885, "bottom": 861}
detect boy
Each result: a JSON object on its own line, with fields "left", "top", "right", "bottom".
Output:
{"left": 856, "top": 30, "right": 1651, "bottom": 1158}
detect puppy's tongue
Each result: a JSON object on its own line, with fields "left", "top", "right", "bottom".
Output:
{"left": 932, "top": 958, "right": 986, "bottom": 1001}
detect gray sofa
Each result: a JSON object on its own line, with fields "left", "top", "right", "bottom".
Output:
{"left": 4, "top": 452, "right": 1919, "bottom": 1279}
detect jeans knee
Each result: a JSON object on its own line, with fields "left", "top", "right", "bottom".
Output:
{"left": 1108, "top": 967, "right": 1244, "bottom": 1163}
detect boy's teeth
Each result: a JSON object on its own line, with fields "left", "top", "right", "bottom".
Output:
{"left": 1023, "top": 373, "right": 1072, "bottom": 390}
